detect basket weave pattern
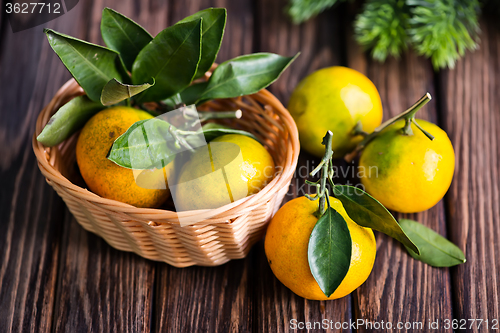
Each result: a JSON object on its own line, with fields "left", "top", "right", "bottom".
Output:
{"left": 33, "top": 79, "right": 299, "bottom": 267}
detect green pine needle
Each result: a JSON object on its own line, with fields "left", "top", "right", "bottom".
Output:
{"left": 407, "top": 0, "right": 480, "bottom": 69}
{"left": 286, "top": 0, "right": 345, "bottom": 24}
{"left": 354, "top": 0, "right": 410, "bottom": 62}
{"left": 287, "top": 0, "right": 482, "bottom": 70}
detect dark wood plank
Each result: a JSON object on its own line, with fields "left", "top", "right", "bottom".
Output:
{"left": 255, "top": 0, "right": 342, "bottom": 103}
{"left": 153, "top": 2, "right": 256, "bottom": 332}
{"left": 48, "top": 1, "right": 168, "bottom": 332}
{"left": 253, "top": 1, "right": 354, "bottom": 332}
{"left": 347, "top": 46, "right": 454, "bottom": 331}
{"left": 0, "top": 5, "right": 3, "bottom": 34}
{"left": 213, "top": 0, "right": 254, "bottom": 63}
{"left": 155, "top": 260, "right": 253, "bottom": 333}
{"left": 53, "top": 214, "right": 155, "bottom": 333}
{"left": 440, "top": 19, "right": 500, "bottom": 332}
{"left": 167, "top": 0, "right": 255, "bottom": 64}
{"left": 0, "top": 26, "right": 46, "bottom": 169}
{"left": 0, "top": 146, "right": 65, "bottom": 333}
{"left": 0, "top": 4, "right": 77, "bottom": 333}
{"left": 88, "top": 0, "right": 170, "bottom": 42}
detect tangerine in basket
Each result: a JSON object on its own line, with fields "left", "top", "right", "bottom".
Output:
{"left": 265, "top": 196, "right": 376, "bottom": 300}
{"left": 76, "top": 106, "right": 172, "bottom": 208}
{"left": 174, "top": 134, "right": 275, "bottom": 211}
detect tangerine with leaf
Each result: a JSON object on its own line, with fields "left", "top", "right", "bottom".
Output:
{"left": 265, "top": 195, "right": 376, "bottom": 300}
{"left": 265, "top": 131, "right": 420, "bottom": 300}
{"left": 357, "top": 93, "right": 455, "bottom": 213}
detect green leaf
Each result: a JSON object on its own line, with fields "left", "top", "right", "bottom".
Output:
{"left": 108, "top": 118, "right": 177, "bottom": 169}
{"left": 100, "top": 7, "right": 153, "bottom": 72}
{"left": 37, "top": 95, "right": 103, "bottom": 147}
{"left": 308, "top": 207, "right": 352, "bottom": 297}
{"left": 179, "top": 82, "right": 209, "bottom": 105}
{"left": 101, "top": 78, "right": 155, "bottom": 106}
{"left": 201, "top": 123, "right": 257, "bottom": 142}
{"left": 178, "top": 8, "right": 226, "bottom": 79}
{"left": 132, "top": 19, "right": 202, "bottom": 103}
{"left": 197, "top": 52, "right": 299, "bottom": 104}
{"left": 44, "top": 29, "right": 128, "bottom": 103}
{"left": 286, "top": 0, "right": 344, "bottom": 24}
{"left": 399, "top": 219, "right": 466, "bottom": 267}
{"left": 164, "top": 82, "right": 208, "bottom": 107}
{"left": 332, "top": 185, "right": 420, "bottom": 254}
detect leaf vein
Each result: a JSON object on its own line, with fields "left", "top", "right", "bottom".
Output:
{"left": 148, "top": 22, "right": 200, "bottom": 80}
{"left": 109, "top": 14, "right": 141, "bottom": 52}
{"left": 60, "top": 38, "right": 114, "bottom": 82}
{"left": 202, "top": 67, "right": 280, "bottom": 97}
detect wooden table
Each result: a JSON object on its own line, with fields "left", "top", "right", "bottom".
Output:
{"left": 1, "top": 1, "right": 499, "bottom": 332}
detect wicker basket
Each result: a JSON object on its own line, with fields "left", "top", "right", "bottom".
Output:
{"left": 33, "top": 78, "right": 299, "bottom": 267}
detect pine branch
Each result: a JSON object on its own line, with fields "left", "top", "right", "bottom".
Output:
{"left": 354, "top": 0, "right": 410, "bottom": 61}
{"left": 407, "top": 0, "right": 480, "bottom": 69}
{"left": 286, "top": 0, "right": 482, "bottom": 69}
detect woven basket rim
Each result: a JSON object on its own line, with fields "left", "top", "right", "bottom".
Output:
{"left": 33, "top": 78, "right": 300, "bottom": 225}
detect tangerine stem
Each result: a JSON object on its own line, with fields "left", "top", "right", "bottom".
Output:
{"left": 402, "top": 118, "right": 414, "bottom": 136}
{"left": 412, "top": 119, "right": 435, "bottom": 140}
{"left": 199, "top": 110, "right": 242, "bottom": 122}
{"left": 344, "top": 92, "right": 432, "bottom": 162}
{"left": 351, "top": 120, "right": 369, "bottom": 137}
{"left": 309, "top": 131, "right": 334, "bottom": 218}
{"left": 403, "top": 92, "right": 433, "bottom": 121}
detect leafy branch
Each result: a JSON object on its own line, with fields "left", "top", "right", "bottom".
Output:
{"left": 38, "top": 7, "right": 298, "bottom": 147}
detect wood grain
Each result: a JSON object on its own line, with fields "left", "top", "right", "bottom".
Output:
{"left": 155, "top": 260, "right": 253, "bottom": 333}
{"left": 0, "top": 2, "right": 83, "bottom": 333}
{"left": 0, "top": 148, "right": 64, "bottom": 333}
{"left": 88, "top": 0, "right": 170, "bottom": 43}
{"left": 0, "top": 26, "right": 45, "bottom": 170}
{"left": 166, "top": 0, "right": 254, "bottom": 64}
{"left": 53, "top": 214, "right": 155, "bottom": 333}
{"left": 351, "top": 53, "right": 454, "bottom": 332}
{"left": 440, "top": 19, "right": 500, "bottom": 332}
{"left": 255, "top": 0, "right": 342, "bottom": 103}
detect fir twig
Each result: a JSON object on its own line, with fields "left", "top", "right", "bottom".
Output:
{"left": 407, "top": 0, "right": 480, "bottom": 69}
{"left": 287, "top": 0, "right": 483, "bottom": 70}
{"left": 354, "top": 0, "right": 410, "bottom": 61}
